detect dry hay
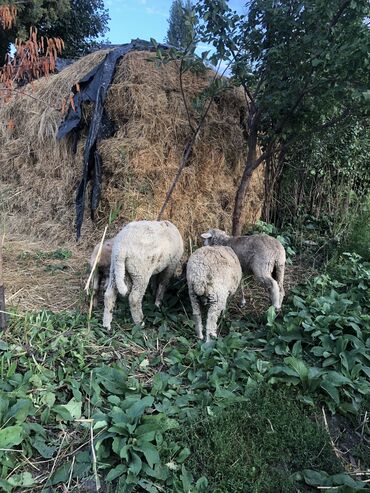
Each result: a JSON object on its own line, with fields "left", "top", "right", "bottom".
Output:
{"left": 2, "top": 234, "right": 87, "bottom": 312}
{"left": 0, "top": 49, "right": 264, "bottom": 255}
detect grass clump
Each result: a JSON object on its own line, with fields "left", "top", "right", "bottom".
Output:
{"left": 179, "top": 385, "right": 341, "bottom": 493}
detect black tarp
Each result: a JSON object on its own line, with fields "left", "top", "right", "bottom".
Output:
{"left": 57, "top": 39, "right": 170, "bottom": 240}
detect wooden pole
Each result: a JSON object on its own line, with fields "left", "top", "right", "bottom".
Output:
{"left": 0, "top": 236, "right": 7, "bottom": 330}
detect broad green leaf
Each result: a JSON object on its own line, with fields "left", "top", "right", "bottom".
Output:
{"left": 32, "top": 439, "right": 57, "bottom": 459}
{"left": 195, "top": 476, "right": 209, "bottom": 491}
{"left": 284, "top": 357, "right": 308, "bottom": 380}
{"left": 126, "top": 396, "right": 154, "bottom": 420}
{"left": 94, "top": 366, "right": 128, "bottom": 395}
{"left": 0, "top": 479, "right": 12, "bottom": 493}
{"left": 108, "top": 395, "right": 121, "bottom": 405}
{"left": 320, "top": 381, "right": 340, "bottom": 404}
{"left": 266, "top": 306, "right": 276, "bottom": 325}
{"left": 93, "top": 420, "right": 107, "bottom": 430}
{"left": 47, "top": 462, "right": 72, "bottom": 486}
{"left": 53, "top": 398, "right": 82, "bottom": 421}
{"left": 135, "top": 441, "right": 160, "bottom": 469}
{"left": 269, "top": 365, "right": 300, "bottom": 378}
{"left": 106, "top": 463, "right": 127, "bottom": 481}
{"left": 181, "top": 464, "right": 193, "bottom": 492}
{"left": 138, "top": 479, "right": 159, "bottom": 492}
{"left": 0, "top": 340, "right": 9, "bottom": 350}
{"left": 302, "top": 469, "right": 330, "bottom": 486}
{"left": 177, "top": 447, "right": 191, "bottom": 463}
{"left": 7, "top": 472, "right": 34, "bottom": 488}
{"left": 41, "top": 392, "right": 56, "bottom": 408}
{"left": 5, "top": 399, "right": 34, "bottom": 424}
{"left": 129, "top": 451, "right": 142, "bottom": 475}
{"left": 324, "top": 371, "right": 352, "bottom": 387}
{"left": 0, "top": 425, "right": 23, "bottom": 448}
{"left": 331, "top": 472, "right": 365, "bottom": 487}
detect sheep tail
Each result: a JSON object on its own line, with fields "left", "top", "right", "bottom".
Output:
{"left": 113, "top": 253, "right": 129, "bottom": 296}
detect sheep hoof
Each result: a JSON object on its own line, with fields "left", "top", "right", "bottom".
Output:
{"left": 154, "top": 300, "right": 161, "bottom": 308}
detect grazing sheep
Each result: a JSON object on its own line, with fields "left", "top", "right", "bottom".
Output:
{"left": 201, "top": 229, "right": 286, "bottom": 310}
{"left": 103, "top": 220, "right": 184, "bottom": 329}
{"left": 89, "top": 238, "right": 114, "bottom": 307}
{"left": 187, "top": 246, "right": 242, "bottom": 341}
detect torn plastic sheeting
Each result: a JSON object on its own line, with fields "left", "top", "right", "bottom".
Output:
{"left": 57, "top": 39, "right": 170, "bottom": 240}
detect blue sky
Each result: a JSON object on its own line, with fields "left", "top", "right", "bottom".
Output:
{"left": 105, "top": 0, "right": 246, "bottom": 45}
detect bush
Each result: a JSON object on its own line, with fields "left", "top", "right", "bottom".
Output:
{"left": 343, "top": 198, "right": 370, "bottom": 260}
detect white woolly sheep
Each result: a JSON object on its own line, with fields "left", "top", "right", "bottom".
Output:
{"left": 187, "top": 246, "right": 242, "bottom": 342}
{"left": 201, "top": 229, "right": 286, "bottom": 310}
{"left": 89, "top": 238, "right": 114, "bottom": 307}
{"left": 103, "top": 220, "right": 184, "bottom": 329}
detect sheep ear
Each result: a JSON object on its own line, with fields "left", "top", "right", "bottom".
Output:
{"left": 201, "top": 232, "right": 212, "bottom": 239}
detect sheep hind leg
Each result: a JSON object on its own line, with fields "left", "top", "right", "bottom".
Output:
{"left": 92, "top": 273, "right": 100, "bottom": 308}
{"left": 205, "top": 297, "right": 226, "bottom": 342}
{"left": 239, "top": 280, "right": 246, "bottom": 308}
{"left": 103, "top": 278, "right": 118, "bottom": 332}
{"left": 154, "top": 266, "right": 175, "bottom": 308}
{"left": 257, "top": 275, "right": 280, "bottom": 310}
{"left": 129, "top": 275, "right": 149, "bottom": 326}
{"left": 189, "top": 289, "right": 203, "bottom": 340}
{"left": 274, "top": 263, "right": 285, "bottom": 308}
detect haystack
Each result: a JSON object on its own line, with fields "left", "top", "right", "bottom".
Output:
{"left": 0, "top": 48, "right": 264, "bottom": 252}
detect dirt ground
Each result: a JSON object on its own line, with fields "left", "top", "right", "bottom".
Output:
{"left": 2, "top": 233, "right": 314, "bottom": 315}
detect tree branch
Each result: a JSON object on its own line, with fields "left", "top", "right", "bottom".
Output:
{"left": 157, "top": 58, "right": 232, "bottom": 219}
{"left": 179, "top": 38, "right": 198, "bottom": 133}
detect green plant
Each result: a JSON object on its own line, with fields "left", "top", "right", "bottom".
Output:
{"left": 0, "top": 253, "right": 369, "bottom": 491}
{"left": 177, "top": 385, "right": 342, "bottom": 492}
{"left": 267, "top": 253, "right": 370, "bottom": 413}
{"left": 343, "top": 197, "right": 370, "bottom": 261}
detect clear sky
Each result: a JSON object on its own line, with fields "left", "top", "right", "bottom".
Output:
{"left": 105, "top": 0, "right": 246, "bottom": 45}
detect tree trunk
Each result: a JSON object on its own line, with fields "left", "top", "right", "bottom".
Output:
{"left": 232, "top": 121, "right": 259, "bottom": 236}
{"left": 0, "top": 240, "right": 7, "bottom": 330}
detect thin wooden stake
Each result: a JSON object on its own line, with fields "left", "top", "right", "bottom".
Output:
{"left": 0, "top": 233, "right": 7, "bottom": 330}
{"left": 84, "top": 225, "right": 108, "bottom": 294}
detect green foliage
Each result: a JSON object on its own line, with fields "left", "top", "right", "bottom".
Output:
{"left": 0, "top": 0, "right": 109, "bottom": 61}
{"left": 196, "top": 0, "right": 370, "bottom": 142}
{"left": 179, "top": 386, "right": 342, "bottom": 492}
{"left": 166, "top": 0, "right": 197, "bottom": 52}
{"left": 267, "top": 252, "right": 370, "bottom": 414}
{"left": 194, "top": 0, "right": 370, "bottom": 233}
{"left": 18, "top": 248, "right": 72, "bottom": 261}
{"left": 343, "top": 197, "right": 370, "bottom": 260}
{"left": 276, "top": 121, "right": 370, "bottom": 245}
{"left": 0, "top": 253, "right": 369, "bottom": 490}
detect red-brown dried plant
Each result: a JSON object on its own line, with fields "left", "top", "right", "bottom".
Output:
{"left": 0, "top": 4, "right": 17, "bottom": 29}
{"left": 0, "top": 27, "right": 64, "bottom": 103}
